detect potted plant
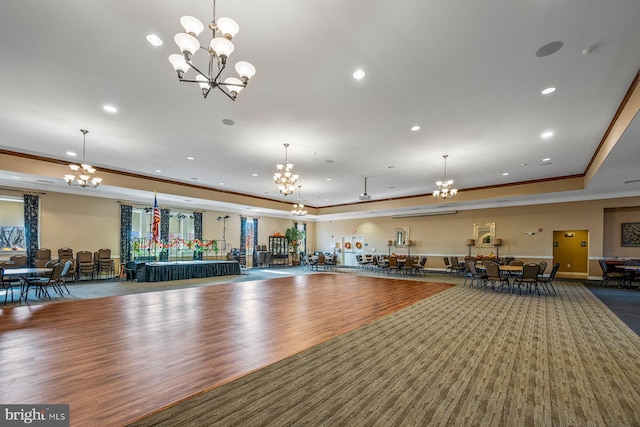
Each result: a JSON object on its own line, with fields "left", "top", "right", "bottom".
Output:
{"left": 285, "top": 226, "right": 305, "bottom": 265}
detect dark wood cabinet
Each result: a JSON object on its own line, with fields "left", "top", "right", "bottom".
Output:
{"left": 269, "top": 236, "right": 289, "bottom": 266}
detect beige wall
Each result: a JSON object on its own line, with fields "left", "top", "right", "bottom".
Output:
{"left": 39, "top": 193, "right": 120, "bottom": 257}
{"left": 3, "top": 186, "right": 639, "bottom": 279}
{"left": 316, "top": 197, "right": 640, "bottom": 278}
{"left": 603, "top": 206, "right": 640, "bottom": 258}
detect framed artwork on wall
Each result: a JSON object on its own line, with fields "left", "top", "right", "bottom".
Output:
{"left": 621, "top": 223, "right": 640, "bottom": 247}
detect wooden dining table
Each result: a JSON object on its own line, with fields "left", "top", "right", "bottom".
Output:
{"left": 476, "top": 264, "right": 523, "bottom": 273}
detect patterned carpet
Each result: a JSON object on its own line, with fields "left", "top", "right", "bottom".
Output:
{"left": 130, "top": 277, "right": 640, "bottom": 426}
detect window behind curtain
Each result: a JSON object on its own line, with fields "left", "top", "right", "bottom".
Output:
{"left": 0, "top": 196, "right": 26, "bottom": 251}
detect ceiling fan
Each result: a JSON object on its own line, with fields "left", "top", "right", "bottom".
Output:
{"left": 359, "top": 176, "right": 372, "bottom": 201}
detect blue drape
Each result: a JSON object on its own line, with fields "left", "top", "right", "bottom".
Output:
{"left": 120, "top": 204, "right": 133, "bottom": 264}
{"left": 240, "top": 217, "right": 247, "bottom": 254}
{"left": 160, "top": 208, "right": 170, "bottom": 261}
{"left": 193, "top": 211, "right": 203, "bottom": 260}
{"left": 23, "top": 194, "right": 39, "bottom": 267}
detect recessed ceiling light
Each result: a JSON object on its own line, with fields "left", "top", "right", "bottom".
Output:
{"left": 66, "top": 151, "right": 77, "bottom": 157}
{"left": 542, "top": 158, "right": 551, "bottom": 162}
{"left": 541, "top": 87, "right": 556, "bottom": 95}
{"left": 353, "top": 69, "right": 365, "bottom": 80}
{"left": 502, "top": 172, "right": 510, "bottom": 176}
{"left": 145, "top": 34, "right": 163, "bottom": 46}
{"left": 222, "top": 118, "right": 235, "bottom": 126}
{"left": 521, "top": 163, "right": 528, "bottom": 167}
{"left": 186, "top": 156, "right": 195, "bottom": 160}
{"left": 326, "top": 178, "right": 332, "bottom": 181}
{"left": 541, "top": 131, "right": 554, "bottom": 139}
{"left": 388, "top": 165, "right": 395, "bottom": 169}
{"left": 251, "top": 173, "right": 258, "bottom": 177}
{"left": 11, "top": 176, "right": 20, "bottom": 179}
{"left": 155, "top": 169, "right": 162, "bottom": 173}
{"left": 103, "top": 105, "right": 117, "bottom": 113}
{"left": 411, "top": 125, "right": 421, "bottom": 131}
{"left": 219, "top": 183, "right": 224, "bottom": 186}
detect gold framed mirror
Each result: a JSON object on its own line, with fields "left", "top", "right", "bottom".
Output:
{"left": 473, "top": 222, "right": 495, "bottom": 248}
{"left": 394, "top": 226, "right": 410, "bottom": 246}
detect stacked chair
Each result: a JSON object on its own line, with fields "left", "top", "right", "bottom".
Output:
{"left": 58, "top": 248, "right": 76, "bottom": 282}
{"left": 96, "top": 248, "right": 115, "bottom": 279}
{"left": 76, "top": 251, "right": 95, "bottom": 281}
{"left": 34, "top": 248, "right": 52, "bottom": 268}
{"left": 9, "top": 254, "right": 28, "bottom": 267}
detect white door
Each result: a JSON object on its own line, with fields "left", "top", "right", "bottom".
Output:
{"left": 342, "top": 235, "right": 364, "bottom": 266}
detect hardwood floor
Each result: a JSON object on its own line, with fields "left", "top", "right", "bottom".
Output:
{"left": 0, "top": 274, "right": 452, "bottom": 426}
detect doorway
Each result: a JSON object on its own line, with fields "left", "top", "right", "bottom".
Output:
{"left": 341, "top": 235, "right": 364, "bottom": 266}
{"left": 553, "top": 230, "right": 589, "bottom": 278}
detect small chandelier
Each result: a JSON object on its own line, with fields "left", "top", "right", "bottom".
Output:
{"left": 64, "top": 129, "right": 102, "bottom": 188}
{"left": 274, "top": 143, "right": 299, "bottom": 196}
{"left": 292, "top": 185, "right": 307, "bottom": 216}
{"left": 168, "top": 0, "right": 256, "bottom": 100}
{"left": 433, "top": 154, "right": 457, "bottom": 199}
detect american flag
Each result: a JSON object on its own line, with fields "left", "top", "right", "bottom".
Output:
{"left": 152, "top": 192, "right": 160, "bottom": 243}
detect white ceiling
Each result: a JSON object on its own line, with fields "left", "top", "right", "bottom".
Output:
{"left": 1, "top": 0, "right": 639, "bottom": 219}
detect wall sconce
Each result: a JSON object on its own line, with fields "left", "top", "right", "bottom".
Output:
{"left": 493, "top": 238, "right": 502, "bottom": 259}
{"left": 466, "top": 239, "right": 475, "bottom": 257}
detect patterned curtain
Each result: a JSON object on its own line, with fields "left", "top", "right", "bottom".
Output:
{"left": 160, "top": 208, "right": 170, "bottom": 261}
{"left": 240, "top": 216, "right": 247, "bottom": 254}
{"left": 302, "top": 222, "right": 307, "bottom": 255}
{"left": 253, "top": 217, "right": 259, "bottom": 247}
{"left": 23, "top": 194, "right": 39, "bottom": 267}
{"left": 120, "top": 204, "right": 133, "bottom": 265}
{"left": 193, "top": 211, "right": 203, "bottom": 260}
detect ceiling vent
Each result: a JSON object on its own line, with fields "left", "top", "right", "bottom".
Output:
{"left": 359, "top": 176, "right": 371, "bottom": 201}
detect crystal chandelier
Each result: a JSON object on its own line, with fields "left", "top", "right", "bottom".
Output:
{"left": 274, "top": 143, "right": 299, "bottom": 196}
{"left": 64, "top": 129, "right": 102, "bottom": 188}
{"left": 433, "top": 154, "right": 457, "bottom": 199}
{"left": 168, "top": 0, "right": 256, "bottom": 100}
{"left": 292, "top": 186, "right": 307, "bottom": 216}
